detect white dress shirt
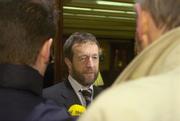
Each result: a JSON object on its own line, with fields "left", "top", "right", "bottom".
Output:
{"left": 68, "top": 75, "right": 94, "bottom": 106}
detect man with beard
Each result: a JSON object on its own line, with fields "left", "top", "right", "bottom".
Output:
{"left": 78, "top": 0, "right": 180, "bottom": 121}
{"left": 43, "top": 32, "right": 102, "bottom": 111}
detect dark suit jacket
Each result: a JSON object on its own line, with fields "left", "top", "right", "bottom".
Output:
{"left": 43, "top": 80, "right": 103, "bottom": 110}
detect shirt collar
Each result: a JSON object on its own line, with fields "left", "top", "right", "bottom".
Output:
{"left": 68, "top": 75, "right": 93, "bottom": 93}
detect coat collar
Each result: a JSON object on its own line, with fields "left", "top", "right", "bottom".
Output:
{"left": 0, "top": 64, "right": 43, "bottom": 95}
{"left": 114, "top": 27, "right": 180, "bottom": 85}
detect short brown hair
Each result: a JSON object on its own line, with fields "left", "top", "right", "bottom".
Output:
{"left": 63, "top": 32, "right": 100, "bottom": 60}
{"left": 0, "top": 0, "right": 55, "bottom": 65}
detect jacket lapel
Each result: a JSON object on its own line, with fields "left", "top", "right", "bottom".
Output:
{"left": 61, "top": 80, "right": 81, "bottom": 109}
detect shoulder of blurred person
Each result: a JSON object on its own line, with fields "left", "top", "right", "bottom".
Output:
{"left": 78, "top": 27, "right": 180, "bottom": 121}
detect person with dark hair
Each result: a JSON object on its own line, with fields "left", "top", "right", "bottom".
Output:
{"left": 43, "top": 32, "right": 103, "bottom": 111}
{"left": 78, "top": 0, "right": 180, "bottom": 121}
{"left": 0, "top": 0, "right": 75, "bottom": 120}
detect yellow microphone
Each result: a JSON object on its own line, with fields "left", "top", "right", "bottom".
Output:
{"left": 68, "top": 104, "right": 86, "bottom": 116}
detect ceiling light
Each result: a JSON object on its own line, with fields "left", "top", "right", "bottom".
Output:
{"left": 63, "top": 6, "right": 91, "bottom": 11}
{"left": 96, "top": 1, "right": 134, "bottom": 7}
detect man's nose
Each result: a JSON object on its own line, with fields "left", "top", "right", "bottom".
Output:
{"left": 86, "top": 57, "right": 94, "bottom": 67}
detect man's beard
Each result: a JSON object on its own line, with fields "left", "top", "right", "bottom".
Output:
{"left": 71, "top": 67, "right": 98, "bottom": 86}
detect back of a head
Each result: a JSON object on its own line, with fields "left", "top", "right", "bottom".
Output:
{"left": 0, "top": 0, "right": 55, "bottom": 65}
{"left": 136, "top": 0, "right": 180, "bottom": 31}
{"left": 63, "top": 32, "right": 100, "bottom": 60}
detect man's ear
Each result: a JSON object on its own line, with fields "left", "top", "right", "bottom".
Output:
{"left": 40, "top": 38, "right": 53, "bottom": 61}
{"left": 33, "top": 38, "right": 53, "bottom": 75}
{"left": 64, "top": 57, "right": 72, "bottom": 73}
{"left": 135, "top": 3, "right": 149, "bottom": 49}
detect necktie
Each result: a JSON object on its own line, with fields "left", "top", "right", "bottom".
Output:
{"left": 81, "top": 89, "right": 92, "bottom": 106}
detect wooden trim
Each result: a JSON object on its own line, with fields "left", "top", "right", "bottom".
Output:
{"left": 54, "top": 0, "right": 63, "bottom": 83}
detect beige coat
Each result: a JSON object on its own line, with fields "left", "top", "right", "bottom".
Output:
{"left": 78, "top": 27, "right": 180, "bottom": 121}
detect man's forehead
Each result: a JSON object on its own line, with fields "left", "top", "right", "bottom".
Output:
{"left": 72, "top": 43, "right": 99, "bottom": 55}
{"left": 72, "top": 42, "right": 98, "bottom": 50}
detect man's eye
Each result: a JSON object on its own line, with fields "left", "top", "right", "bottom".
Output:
{"left": 92, "top": 56, "right": 98, "bottom": 60}
{"left": 79, "top": 56, "right": 86, "bottom": 61}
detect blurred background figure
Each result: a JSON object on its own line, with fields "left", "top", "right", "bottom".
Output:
{"left": 0, "top": 0, "right": 75, "bottom": 120}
